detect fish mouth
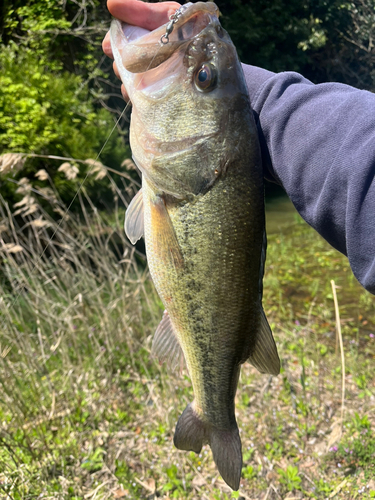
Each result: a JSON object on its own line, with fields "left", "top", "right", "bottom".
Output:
{"left": 110, "top": 2, "right": 219, "bottom": 74}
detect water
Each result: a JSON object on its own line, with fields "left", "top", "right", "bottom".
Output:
{"left": 265, "top": 194, "right": 298, "bottom": 235}
{"left": 264, "top": 194, "right": 375, "bottom": 345}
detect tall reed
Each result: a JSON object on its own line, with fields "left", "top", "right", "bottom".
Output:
{"left": 0, "top": 161, "right": 163, "bottom": 475}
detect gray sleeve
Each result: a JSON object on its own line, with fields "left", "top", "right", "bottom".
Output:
{"left": 242, "top": 64, "right": 375, "bottom": 294}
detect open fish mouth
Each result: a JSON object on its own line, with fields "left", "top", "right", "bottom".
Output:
{"left": 110, "top": 2, "right": 220, "bottom": 74}
{"left": 110, "top": 2, "right": 225, "bottom": 164}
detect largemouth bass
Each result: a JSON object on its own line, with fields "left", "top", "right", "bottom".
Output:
{"left": 110, "top": 2, "right": 280, "bottom": 490}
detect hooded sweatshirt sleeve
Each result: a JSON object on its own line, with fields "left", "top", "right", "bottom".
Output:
{"left": 241, "top": 64, "right": 375, "bottom": 294}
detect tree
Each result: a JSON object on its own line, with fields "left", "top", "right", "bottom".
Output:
{"left": 305, "top": 0, "right": 375, "bottom": 91}
{"left": 0, "top": 0, "right": 130, "bottom": 209}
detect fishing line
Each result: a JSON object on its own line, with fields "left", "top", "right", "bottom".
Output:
{"left": 1, "top": 22, "right": 167, "bottom": 327}
{"left": 31, "top": 106, "right": 128, "bottom": 262}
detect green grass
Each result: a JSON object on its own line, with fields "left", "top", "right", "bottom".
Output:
{"left": 0, "top": 179, "right": 374, "bottom": 499}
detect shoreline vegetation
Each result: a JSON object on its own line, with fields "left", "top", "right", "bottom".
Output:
{"left": 0, "top": 173, "right": 374, "bottom": 499}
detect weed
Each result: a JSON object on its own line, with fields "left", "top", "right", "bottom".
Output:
{"left": 277, "top": 465, "right": 302, "bottom": 491}
{"left": 0, "top": 187, "right": 374, "bottom": 499}
{"left": 329, "top": 413, "right": 375, "bottom": 474}
{"left": 162, "top": 464, "right": 186, "bottom": 496}
{"left": 81, "top": 447, "right": 105, "bottom": 473}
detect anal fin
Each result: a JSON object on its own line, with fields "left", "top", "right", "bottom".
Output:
{"left": 152, "top": 310, "right": 185, "bottom": 372}
{"left": 248, "top": 309, "right": 280, "bottom": 376}
{"left": 125, "top": 188, "right": 144, "bottom": 244}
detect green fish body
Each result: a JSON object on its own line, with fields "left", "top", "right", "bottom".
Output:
{"left": 110, "top": 2, "right": 280, "bottom": 490}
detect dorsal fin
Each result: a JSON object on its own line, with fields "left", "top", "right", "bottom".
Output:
{"left": 248, "top": 309, "right": 280, "bottom": 375}
{"left": 152, "top": 310, "right": 185, "bottom": 372}
{"left": 124, "top": 189, "right": 144, "bottom": 244}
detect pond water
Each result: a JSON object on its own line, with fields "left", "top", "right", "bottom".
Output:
{"left": 265, "top": 194, "right": 298, "bottom": 235}
{"left": 264, "top": 193, "right": 375, "bottom": 346}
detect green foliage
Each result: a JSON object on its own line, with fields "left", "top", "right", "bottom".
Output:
{"left": 162, "top": 464, "right": 188, "bottom": 496}
{"left": 0, "top": 43, "right": 92, "bottom": 153}
{"left": 2, "top": 0, "right": 71, "bottom": 44}
{"left": 277, "top": 465, "right": 302, "bottom": 491}
{"left": 81, "top": 447, "right": 105, "bottom": 473}
{"left": 0, "top": 0, "right": 129, "bottom": 210}
{"left": 242, "top": 464, "right": 258, "bottom": 481}
{"left": 216, "top": 0, "right": 375, "bottom": 90}
{"left": 2, "top": 0, "right": 106, "bottom": 74}
{"left": 329, "top": 413, "right": 375, "bottom": 475}
{"left": 315, "top": 478, "right": 333, "bottom": 495}
{"left": 354, "top": 374, "right": 372, "bottom": 398}
{"left": 217, "top": 0, "right": 316, "bottom": 73}
{"left": 0, "top": 41, "right": 129, "bottom": 208}
{"left": 307, "top": 0, "right": 375, "bottom": 89}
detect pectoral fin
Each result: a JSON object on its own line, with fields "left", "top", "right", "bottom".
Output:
{"left": 150, "top": 195, "right": 184, "bottom": 269}
{"left": 125, "top": 189, "right": 144, "bottom": 244}
{"left": 248, "top": 309, "right": 280, "bottom": 376}
{"left": 152, "top": 310, "right": 185, "bottom": 372}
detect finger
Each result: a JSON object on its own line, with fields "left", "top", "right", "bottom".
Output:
{"left": 121, "top": 84, "right": 130, "bottom": 102}
{"left": 112, "top": 62, "right": 129, "bottom": 102}
{"left": 113, "top": 61, "right": 120, "bottom": 80}
{"left": 102, "top": 32, "right": 113, "bottom": 58}
{"left": 107, "top": 0, "right": 181, "bottom": 31}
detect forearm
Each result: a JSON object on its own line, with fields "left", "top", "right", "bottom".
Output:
{"left": 242, "top": 63, "right": 375, "bottom": 293}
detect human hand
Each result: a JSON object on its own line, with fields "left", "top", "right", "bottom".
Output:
{"left": 102, "top": 0, "right": 181, "bottom": 99}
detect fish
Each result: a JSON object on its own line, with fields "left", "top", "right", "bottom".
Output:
{"left": 110, "top": 1, "right": 280, "bottom": 490}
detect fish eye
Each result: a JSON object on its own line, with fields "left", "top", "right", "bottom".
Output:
{"left": 194, "top": 64, "right": 217, "bottom": 92}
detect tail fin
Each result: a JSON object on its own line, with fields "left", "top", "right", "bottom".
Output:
{"left": 210, "top": 426, "right": 242, "bottom": 491}
{"left": 173, "top": 403, "right": 242, "bottom": 490}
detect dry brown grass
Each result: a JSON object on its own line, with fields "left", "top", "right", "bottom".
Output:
{"left": 0, "top": 168, "right": 374, "bottom": 499}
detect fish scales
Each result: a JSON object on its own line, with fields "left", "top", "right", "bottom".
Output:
{"left": 143, "top": 141, "right": 263, "bottom": 430}
{"left": 110, "top": 1, "right": 280, "bottom": 490}
{"left": 134, "top": 89, "right": 219, "bottom": 143}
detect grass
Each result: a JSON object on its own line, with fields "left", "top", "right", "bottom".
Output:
{"left": 0, "top": 175, "right": 374, "bottom": 499}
